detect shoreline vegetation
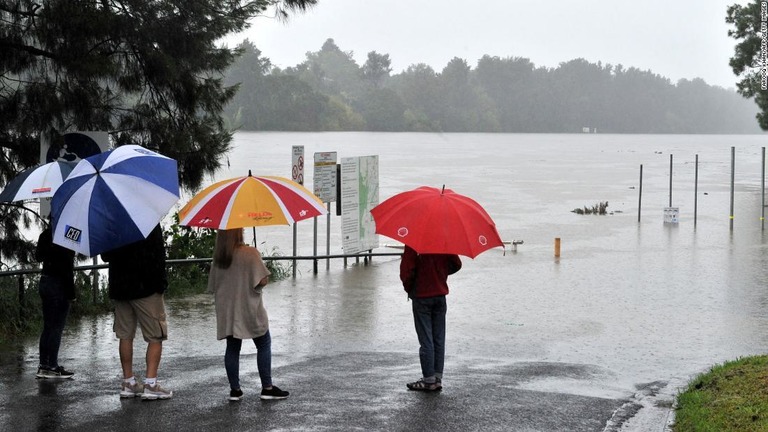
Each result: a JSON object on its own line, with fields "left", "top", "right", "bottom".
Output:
{"left": 673, "top": 355, "right": 768, "bottom": 431}
{"left": 222, "top": 39, "right": 761, "bottom": 135}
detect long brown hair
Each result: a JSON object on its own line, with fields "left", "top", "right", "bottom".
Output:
{"left": 212, "top": 229, "right": 244, "bottom": 269}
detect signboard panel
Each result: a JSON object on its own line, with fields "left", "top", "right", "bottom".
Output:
{"left": 40, "top": 131, "right": 109, "bottom": 217}
{"left": 292, "top": 145, "right": 304, "bottom": 185}
{"left": 313, "top": 151, "right": 337, "bottom": 203}
{"left": 340, "top": 155, "right": 379, "bottom": 254}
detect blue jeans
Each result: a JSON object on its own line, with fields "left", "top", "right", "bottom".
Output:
{"left": 225, "top": 330, "right": 272, "bottom": 390}
{"left": 38, "top": 275, "right": 71, "bottom": 369}
{"left": 412, "top": 296, "right": 447, "bottom": 380}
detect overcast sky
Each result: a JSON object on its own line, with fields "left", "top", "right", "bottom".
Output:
{"left": 223, "top": 0, "right": 751, "bottom": 89}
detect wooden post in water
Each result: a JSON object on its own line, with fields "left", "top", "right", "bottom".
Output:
{"left": 554, "top": 237, "right": 561, "bottom": 257}
{"left": 694, "top": 154, "right": 699, "bottom": 227}
{"left": 638, "top": 164, "right": 643, "bottom": 223}
{"left": 730, "top": 146, "right": 735, "bottom": 231}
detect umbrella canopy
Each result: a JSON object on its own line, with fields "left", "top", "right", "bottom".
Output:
{"left": 370, "top": 186, "right": 504, "bottom": 258}
{"left": 0, "top": 161, "right": 78, "bottom": 202}
{"left": 178, "top": 171, "right": 327, "bottom": 230}
{"left": 51, "top": 145, "right": 179, "bottom": 256}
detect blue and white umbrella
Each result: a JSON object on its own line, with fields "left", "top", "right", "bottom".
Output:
{"left": 51, "top": 145, "right": 179, "bottom": 256}
{"left": 0, "top": 161, "right": 78, "bottom": 202}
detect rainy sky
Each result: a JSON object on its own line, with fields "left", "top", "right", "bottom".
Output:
{"left": 223, "top": 0, "right": 750, "bottom": 89}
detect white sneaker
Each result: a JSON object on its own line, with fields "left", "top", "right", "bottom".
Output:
{"left": 120, "top": 381, "right": 144, "bottom": 398}
{"left": 141, "top": 383, "right": 173, "bottom": 400}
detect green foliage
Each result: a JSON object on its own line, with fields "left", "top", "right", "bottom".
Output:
{"left": 0, "top": 270, "right": 110, "bottom": 344}
{"left": 164, "top": 215, "right": 216, "bottom": 297}
{"left": 674, "top": 355, "right": 768, "bottom": 431}
{"left": 224, "top": 39, "right": 760, "bottom": 134}
{"left": 161, "top": 217, "right": 293, "bottom": 297}
{"left": 260, "top": 245, "right": 291, "bottom": 281}
{"left": 0, "top": 275, "right": 39, "bottom": 344}
{"left": 727, "top": 1, "right": 768, "bottom": 130}
{"left": 571, "top": 201, "right": 609, "bottom": 215}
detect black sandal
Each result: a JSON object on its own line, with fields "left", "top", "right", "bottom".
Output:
{"left": 407, "top": 379, "right": 440, "bottom": 391}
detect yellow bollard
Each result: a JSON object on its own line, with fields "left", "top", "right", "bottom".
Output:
{"left": 554, "top": 237, "right": 561, "bottom": 257}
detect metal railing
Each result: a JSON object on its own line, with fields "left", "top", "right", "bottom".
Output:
{"left": 0, "top": 250, "right": 405, "bottom": 329}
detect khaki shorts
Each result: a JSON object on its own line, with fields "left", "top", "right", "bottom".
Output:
{"left": 113, "top": 293, "right": 168, "bottom": 343}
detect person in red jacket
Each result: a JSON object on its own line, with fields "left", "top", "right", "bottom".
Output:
{"left": 400, "top": 245, "right": 462, "bottom": 391}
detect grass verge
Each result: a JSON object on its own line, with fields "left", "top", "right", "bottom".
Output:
{"left": 674, "top": 355, "right": 768, "bottom": 431}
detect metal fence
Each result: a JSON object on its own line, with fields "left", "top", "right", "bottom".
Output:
{"left": 0, "top": 250, "right": 404, "bottom": 312}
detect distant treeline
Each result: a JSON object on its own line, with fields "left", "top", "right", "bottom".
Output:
{"left": 223, "top": 38, "right": 761, "bottom": 134}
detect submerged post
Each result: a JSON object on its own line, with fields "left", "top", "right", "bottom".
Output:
{"left": 292, "top": 224, "right": 297, "bottom": 277}
{"left": 638, "top": 164, "right": 643, "bottom": 223}
{"left": 326, "top": 202, "right": 332, "bottom": 270}
{"left": 762, "top": 147, "right": 765, "bottom": 230}
{"left": 313, "top": 216, "right": 318, "bottom": 274}
{"left": 694, "top": 154, "right": 699, "bottom": 227}
{"left": 730, "top": 146, "right": 735, "bottom": 231}
{"left": 669, "top": 154, "right": 673, "bottom": 207}
{"left": 554, "top": 237, "right": 561, "bottom": 257}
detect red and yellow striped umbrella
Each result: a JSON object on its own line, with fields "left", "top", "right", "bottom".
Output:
{"left": 178, "top": 172, "right": 327, "bottom": 229}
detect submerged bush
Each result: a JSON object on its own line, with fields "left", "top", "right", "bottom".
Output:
{"left": 572, "top": 201, "right": 609, "bottom": 215}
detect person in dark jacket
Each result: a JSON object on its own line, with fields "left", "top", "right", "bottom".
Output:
{"left": 101, "top": 225, "right": 172, "bottom": 400}
{"left": 35, "top": 225, "right": 76, "bottom": 379}
{"left": 400, "top": 245, "right": 462, "bottom": 392}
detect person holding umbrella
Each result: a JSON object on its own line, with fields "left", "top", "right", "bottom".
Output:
{"left": 207, "top": 228, "right": 289, "bottom": 402}
{"left": 371, "top": 185, "right": 502, "bottom": 391}
{"left": 400, "top": 245, "right": 462, "bottom": 392}
{"left": 101, "top": 225, "right": 172, "bottom": 400}
{"left": 35, "top": 222, "right": 76, "bottom": 379}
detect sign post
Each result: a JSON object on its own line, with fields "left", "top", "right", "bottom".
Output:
{"left": 314, "top": 152, "right": 337, "bottom": 270}
{"left": 291, "top": 146, "right": 304, "bottom": 277}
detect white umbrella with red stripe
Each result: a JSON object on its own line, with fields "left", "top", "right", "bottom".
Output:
{"left": 0, "top": 161, "right": 78, "bottom": 202}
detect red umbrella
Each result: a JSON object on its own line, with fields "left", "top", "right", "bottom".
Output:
{"left": 370, "top": 186, "right": 504, "bottom": 258}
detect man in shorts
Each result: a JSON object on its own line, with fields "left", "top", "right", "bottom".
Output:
{"left": 102, "top": 225, "right": 172, "bottom": 400}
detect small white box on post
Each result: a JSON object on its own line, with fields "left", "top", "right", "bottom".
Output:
{"left": 663, "top": 207, "right": 679, "bottom": 224}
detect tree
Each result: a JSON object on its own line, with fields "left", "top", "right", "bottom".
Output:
{"left": 223, "top": 39, "right": 273, "bottom": 130}
{"left": 299, "top": 38, "right": 363, "bottom": 100}
{"left": 727, "top": 1, "right": 768, "bottom": 129}
{"left": 394, "top": 63, "right": 442, "bottom": 131}
{"left": 0, "top": 0, "right": 316, "bottom": 267}
{"left": 361, "top": 51, "right": 392, "bottom": 88}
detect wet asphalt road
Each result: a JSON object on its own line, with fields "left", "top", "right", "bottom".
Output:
{"left": 0, "top": 258, "right": 677, "bottom": 432}
{"left": 0, "top": 352, "right": 670, "bottom": 432}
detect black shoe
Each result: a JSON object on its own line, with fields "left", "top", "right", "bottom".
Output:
{"left": 229, "top": 388, "right": 243, "bottom": 401}
{"left": 260, "top": 385, "right": 289, "bottom": 400}
{"left": 406, "top": 378, "right": 440, "bottom": 391}
{"left": 36, "top": 366, "right": 74, "bottom": 379}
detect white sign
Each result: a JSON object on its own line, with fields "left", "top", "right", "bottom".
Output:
{"left": 340, "top": 155, "right": 379, "bottom": 254}
{"left": 292, "top": 145, "right": 304, "bottom": 185}
{"left": 40, "top": 131, "right": 110, "bottom": 217}
{"left": 313, "top": 152, "right": 337, "bottom": 203}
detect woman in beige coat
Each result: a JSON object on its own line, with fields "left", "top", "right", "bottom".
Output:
{"left": 208, "top": 229, "right": 289, "bottom": 402}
